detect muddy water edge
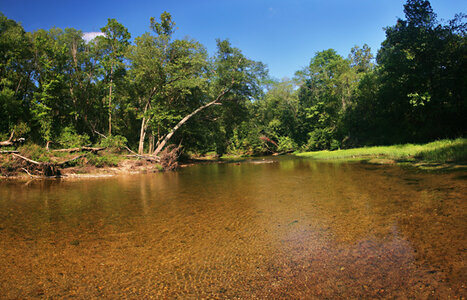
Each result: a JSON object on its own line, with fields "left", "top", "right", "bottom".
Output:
{"left": 0, "top": 156, "right": 466, "bottom": 298}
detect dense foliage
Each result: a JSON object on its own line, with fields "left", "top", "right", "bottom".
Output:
{"left": 0, "top": 0, "right": 465, "bottom": 156}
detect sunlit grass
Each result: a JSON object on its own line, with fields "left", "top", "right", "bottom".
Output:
{"left": 297, "top": 138, "right": 467, "bottom": 163}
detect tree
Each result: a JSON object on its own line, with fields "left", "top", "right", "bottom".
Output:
{"left": 349, "top": 44, "right": 374, "bottom": 74}
{"left": 376, "top": 0, "right": 466, "bottom": 143}
{"left": 236, "top": 79, "right": 299, "bottom": 154}
{"left": 96, "top": 19, "right": 130, "bottom": 136}
{"left": 295, "top": 49, "right": 353, "bottom": 150}
{"left": 152, "top": 39, "right": 267, "bottom": 156}
{"left": 0, "top": 13, "right": 32, "bottom": 137}
{"left": 126, "top": 12, "right": 207, "bottom": 154}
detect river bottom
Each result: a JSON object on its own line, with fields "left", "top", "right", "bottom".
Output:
{"left": 0, "top": 158, "right": 465, "bottom": 298}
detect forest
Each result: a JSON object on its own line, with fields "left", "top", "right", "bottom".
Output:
{"left": 0, "top": 0, "right": 466, "bottom": 160}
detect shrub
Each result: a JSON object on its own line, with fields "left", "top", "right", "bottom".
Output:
{"left": 58, "top": 127, "right": 90, "bottom": 148}
{"left": 85, "top": 153, "right": 121, "bottom": 168}
{"left": 277, "top": 136, "right": 297, "bottom": 152}
{"left": 99, "top": 135, "right": 128, "bottom": 151}
{"left": 305, "top": 129, "right": 334, "bottom": 151}
{"left": 17, "top": 144, "right": 50, "bottom": 162}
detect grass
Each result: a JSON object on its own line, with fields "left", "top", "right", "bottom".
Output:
{"left": 296, "top": 138, "right": 467, "bottom": 164}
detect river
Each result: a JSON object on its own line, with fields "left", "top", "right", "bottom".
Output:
{"left": 0, "top": 156, "right": 466, "bottom": 298}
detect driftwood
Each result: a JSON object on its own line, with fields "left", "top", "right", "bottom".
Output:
{"left": 52, "top": 146, "right": 105, "bottom": 154}
{"left": 0, "top": 131, "right": 25, "bottom": 147}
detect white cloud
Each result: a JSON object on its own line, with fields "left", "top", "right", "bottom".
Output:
{"left": 82, "top": 32, "right": 105, "bottom": 42}
{"left": 268, "top": 7, "right": 277, "bottom": 17}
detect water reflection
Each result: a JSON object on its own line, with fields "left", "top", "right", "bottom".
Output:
{"left": 0, "top": 157, "right": 465, "bottom": 298}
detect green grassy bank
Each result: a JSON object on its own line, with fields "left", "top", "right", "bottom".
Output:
{"left": 296, "top": 138, "right": 467, "bottom": 164}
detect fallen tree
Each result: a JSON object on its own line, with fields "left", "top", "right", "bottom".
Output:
{"left": 150, "top": 40, "right": 266, "bottom": 157}
{"left": 152, "top": 88, "right": 230, "bottom": 156}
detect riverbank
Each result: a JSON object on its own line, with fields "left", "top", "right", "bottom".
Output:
{"left": 296, "top": 138, "right": 467, "bottom": 170}
{"left": 0, "top": 145, "right": 164, "bottom": 179}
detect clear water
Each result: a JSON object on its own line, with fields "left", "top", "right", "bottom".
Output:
{"left": 0, "top": 157, "right": 465, "bottom": 298}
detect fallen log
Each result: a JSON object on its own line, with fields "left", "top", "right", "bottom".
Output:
{"left": 52, "top": 147, "right": 105, "bottom": 154}
{"left": 126, "top": 154, "right": 161, "bottom": 162}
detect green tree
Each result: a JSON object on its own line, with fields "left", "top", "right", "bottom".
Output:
{"left": 0, "top": 13, "right": 32, "bottom": 137}
{"left": 96, "top": 19, "right": 130, "bottom": 136}
{"left": 126, "top": 12, "right": 207, "bottom": 154}
{"left": 152, "top": 39, "right": 267, "bottom": 156}
{"left": 376, "top": 0, "right": 466, "bottom": 143}
{"left": 295, "top": 49, "right": 352, "bottom": 150}
{"left": 236, "top": 79, "right": 299, "bottom": 154}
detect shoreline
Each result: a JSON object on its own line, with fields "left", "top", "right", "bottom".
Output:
{"left": 2, "top": 156, "right": 466, "bottom": 182}
{"left": 2, "top": 138, "right": 466, "bottom": 180}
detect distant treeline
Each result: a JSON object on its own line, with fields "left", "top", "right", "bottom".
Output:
{"left": 1, "top": 0, "right": 465, "bottom": 156}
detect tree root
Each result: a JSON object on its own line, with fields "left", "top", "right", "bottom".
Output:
{"left": 11, "top": 153, "right": 85, "bottom": 177}
{"left": 159, "top": 145, "right": 180, "bottom": 171}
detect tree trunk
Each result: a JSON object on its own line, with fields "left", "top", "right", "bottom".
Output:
{"left": 148, "top": 131, "right": 155, "bottom": 154}
{"left": 137, "top": 101, "right": 152, "bottom": 155}
{"left": 138, "top": 117, "right": 147, "bottom": 155}
{"left": 108, "top": 67, "right": 113, "bottom": 136}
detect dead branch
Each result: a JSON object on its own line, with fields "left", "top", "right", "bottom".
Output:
{"left": 125, "top": 145, "right": 138, "bottom": 155}
{"left": 93, "top": 129, "right": 107, "bottom": 139}
{"left": 0, "top": 130, "right": 25, "bottom": 147}
{"left": 0, "top": 150, "right": 19, "bottom": 154}
{"left": 21, "top": 168, "right": 36, "bottom": 178}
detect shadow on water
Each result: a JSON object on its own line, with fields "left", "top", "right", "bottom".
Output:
{"left": 0, "top": 156, "right": 465, "bottom": 298}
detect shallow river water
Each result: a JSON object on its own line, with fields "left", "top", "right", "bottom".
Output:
{"left": 0, "top": 156, "right": 466, "bottom": 298}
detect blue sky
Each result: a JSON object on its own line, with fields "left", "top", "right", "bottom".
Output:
{"left": 1, "top": 0, "right": 465, "bottom": 79}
